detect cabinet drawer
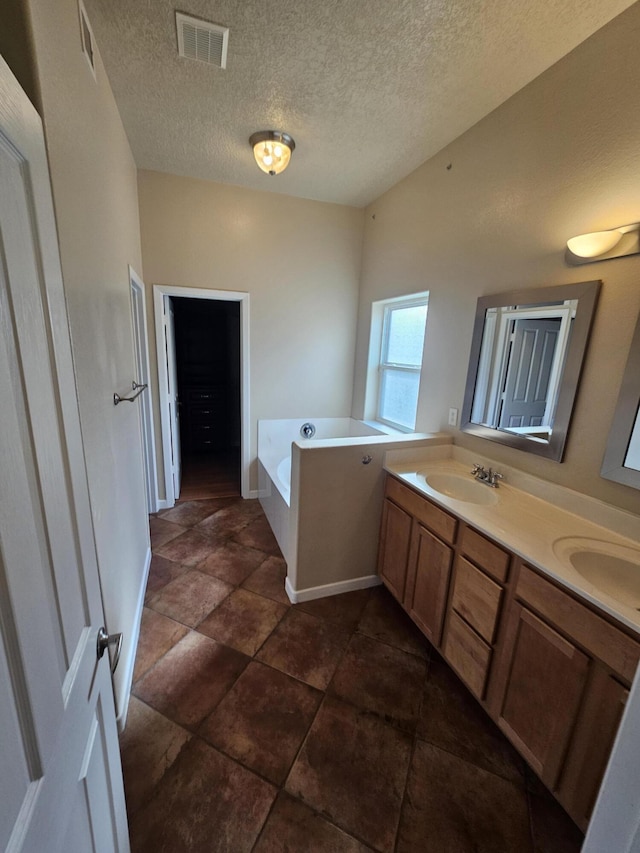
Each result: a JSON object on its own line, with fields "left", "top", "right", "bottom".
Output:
{"left": 191, "top": 404, "right": 216, "bottom": 421}
{"left": 517, "top": 566, "right": 640, "bottom": 683}
{"left": 186, "top": 388, "right": 222, "bottom": 402}
{"left": 460, "top": 526, "right": 510, "bottom": 583}
{"left": 443, "top": 611, "right": 492, "bottom": 699}
{"left": 451, "top": 557, "right": 503, "bottom": 645}
{"left": 385, "top": 476, "right": 457, "bottom": 544}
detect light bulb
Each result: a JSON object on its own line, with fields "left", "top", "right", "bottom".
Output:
{"left": 567, "top": 230, "right": 623, "bottom": 258}
{"left": 250, "top": 131, "right": 295, "bottom": 175}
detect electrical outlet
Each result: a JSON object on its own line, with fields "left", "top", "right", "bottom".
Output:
{"left": 448, "top": 407, "right": 458, "bottom": 427}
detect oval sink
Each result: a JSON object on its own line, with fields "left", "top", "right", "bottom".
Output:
{"left": 553, "top": 537, "right": 640, "bottom": 608}
{"left": 420, "top": 471, "right": 499, "bottom": 506}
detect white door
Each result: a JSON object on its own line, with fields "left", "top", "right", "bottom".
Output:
{"left": 0, "top": 57, "right": 129, "bottom": 852}
{"left": 164, "top": 295, "right": 182, "bottom": 499}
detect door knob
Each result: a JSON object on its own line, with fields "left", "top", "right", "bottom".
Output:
{"left": 96, "top": 627, "right": 123, "bottom": 674}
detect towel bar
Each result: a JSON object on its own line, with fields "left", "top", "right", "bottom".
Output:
{"left": 114, "top": 380, "right": 148, "bottom": 406}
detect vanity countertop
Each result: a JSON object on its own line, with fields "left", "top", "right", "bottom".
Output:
{"left": 384, "top": 445, "right": 640, "bottom": 635}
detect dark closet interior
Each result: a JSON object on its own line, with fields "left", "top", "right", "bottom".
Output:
{"left": 172, "top": 297, "right": 241, "bottom": 499}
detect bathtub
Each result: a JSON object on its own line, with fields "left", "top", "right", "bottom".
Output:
{"left": 258, "top": 417, "right": 450, "bottom": 602}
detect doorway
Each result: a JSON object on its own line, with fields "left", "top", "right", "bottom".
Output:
{"left": 173, "top": 296, "right": 241, "bottom": 500}
{"left": 153, "top": 285, "right": 250, "bottom": 505}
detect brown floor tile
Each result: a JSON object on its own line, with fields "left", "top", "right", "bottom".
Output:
{"left": 133, "top": 608, "right": 189, "bottom": 682}
{"left": 233, "top": 515, "right": 282, "bottom": 555}
{"left": 528, "top": 789, "right": 584, "bottom": 853}
{"left": 254, "top": 791, "right": 374, "bottom": 853}
{"left": 242, "top": 555, "right": 290, "bottom": 605}
{"left": 199, "top": 661, "right": 321, "bottom": 784}
{"left": 418, "top": 654, "right": 525, "bottom": 784}
{"left": 286, "top": 696, "right": 412, "bottom": 853}
{"left": 295, "top": 588, "right": 372, "bottom": 630}
{"left": 329, "top": 633, "right": 426, "bottom": 732}
{"left": 131, "top": 503, "right": 552, "bottom": 853}
{"left": 397, "top": 740, "right": 531, "bottom": 853}
{"left": 149, "top": 516, "right": 186, "bottom": 550}
{"left": 196, "top": 540, "right": 266, "bottom": 586}
{"left": 119, "top": 697, "right": 191, "bottom": 818}
{"left": 257, "top": 608, "right": 351, "bottom": 690}
{"left": 357, "top": 585, "right": 431, "bottom": 659}
{"left": 144, "top": 555, "right": 190, "bottom": 601}
{"left": 153, "top": 527, "right": 220, "bottom": 566}
{"left": 147, "top": 570, "right": 233, "bottom": 627}
{"left": 157, "top": 498, "right": 235, "bottom": 528}
{"left": 128, "top": 738, "right": 276, "bottom": 853}
{"left": 196, "top": 498, "right": 263, "bottom": 539}
{"left": 134, "top": 631, "right": 249, "bottom": 730}
{"left": 197, "top": 588, "right": 287, "bottom": 656}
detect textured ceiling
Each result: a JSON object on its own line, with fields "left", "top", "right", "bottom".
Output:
{"left": 84, "top": 0, "right": 635, "bottom": 207}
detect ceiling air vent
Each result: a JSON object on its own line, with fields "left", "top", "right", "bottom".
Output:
{"left": 176, "top": 12, "right": 229, "bottom": 69}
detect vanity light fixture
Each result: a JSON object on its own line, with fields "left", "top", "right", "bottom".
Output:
{"left": 249, "top": 130, "right": 295, "bottom": 176}
{"left": 566, "top": 222, "right": 640, "bottom": 265}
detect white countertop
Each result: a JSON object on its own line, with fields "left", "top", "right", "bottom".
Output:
{"left": 384, "top": 444, "right": 640, "bottom": 635}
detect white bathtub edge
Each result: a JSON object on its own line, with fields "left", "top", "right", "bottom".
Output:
{"left": 285, "top": 573, "right": 382, "bottom": 604}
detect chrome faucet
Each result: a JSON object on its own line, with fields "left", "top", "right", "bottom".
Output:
{"left": 471, "top": 463, "right": 504, "bottom": 488}
{"left": 487, "top": 469, "right": 504, "bottom": 487}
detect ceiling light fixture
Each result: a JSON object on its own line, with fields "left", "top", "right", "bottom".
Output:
{"left": 249, "top": 131, "right": 295, "bottom": 176}
{"left": 566, "top": 223, "right": 640, "bottom": 265}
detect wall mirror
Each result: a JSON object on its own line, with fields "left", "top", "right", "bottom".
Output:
{"left": 461, "top": 280, "right": 600, "bottom": 461}
{"left": 601, "top": 309, "right": 640, "bottom": 488}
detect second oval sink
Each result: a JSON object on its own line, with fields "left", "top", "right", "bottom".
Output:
{"left": 553, "top": 537, "right": 640, "bottom": 608}
{"left": 420, "top": 471, "right": 499, "bottom": 506}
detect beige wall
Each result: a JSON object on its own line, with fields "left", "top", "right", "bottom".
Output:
{"left": 138, "top": 170, "right": 364, "bottom": 494}
{"left": 353, "top": 2, "right": 640, "bottom": 516}
{"left": 25, "top": 0, "right": 148, "bottom": 716}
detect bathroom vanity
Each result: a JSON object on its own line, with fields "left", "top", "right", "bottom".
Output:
{"left": 377, "top": 452, "right": 640, "bottom": 831}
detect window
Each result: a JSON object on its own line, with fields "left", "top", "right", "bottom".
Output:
{"left": 368, "top": 294, "right": 428, "bottom": 431}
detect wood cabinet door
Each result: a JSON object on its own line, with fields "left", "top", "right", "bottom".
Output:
{"left": 557, "top": 668, "right": 628, "bottom": 830}
{"left": 496, "top": 604, "right": 589, "bottom": 787}
{"left": 407, "top": 524, "right": 453, "bottom": 645}
{"left": 378, "top": 499, "right": 412, "bottom": 601}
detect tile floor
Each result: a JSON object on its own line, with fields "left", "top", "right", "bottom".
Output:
{"left": 122, "top": 497, "right": 585, "bottom": 852}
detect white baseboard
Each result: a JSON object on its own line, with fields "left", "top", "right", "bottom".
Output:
{"left": 155, "top": 498, "right": 171, "bottom": 511}
{"left": 115, "top": 545, "right": 151, "bottom": 732}
{"left": 245, "top": 489, "right": 259, "bottom": 499}
{"left": 285, "top": 573, "right": 382, "bottom": 604}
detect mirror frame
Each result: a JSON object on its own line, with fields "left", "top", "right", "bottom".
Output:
{"left": 601, "top": 309, "right": 640, "bottom": 488}
{"left": 461, "top": 280, "right": 601, "bottom": 461}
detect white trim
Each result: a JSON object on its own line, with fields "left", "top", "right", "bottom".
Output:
{"left": 129, "top": 266, "right": 159, "bottom": 513}
{"left": 115, "top": 545, "right": 152, "bottom": 732}
{"left": 152, "top": 284, "right": 250, "bottom": 504}
{"left": 155, "top": 498, "right": 171, "bottom": 511}
{"left": 481, "top": 303, "right": 574, "bottom": 429}
{"left": 285, "top": 573, "right": 382, "bottom": 604}
{"left": 365, "top": 291, "right": 429, "bottom": 430}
